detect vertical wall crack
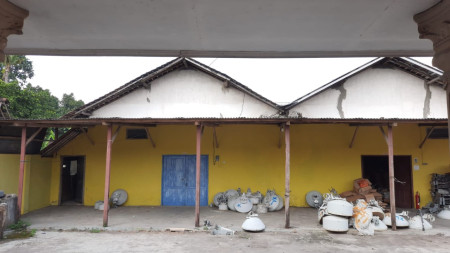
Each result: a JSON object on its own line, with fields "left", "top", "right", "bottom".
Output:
{"left": 334, "top": 83, "right": 347, "bottom": 118}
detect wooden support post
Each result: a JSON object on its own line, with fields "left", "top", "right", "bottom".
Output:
{"left": 284, "top": 122, "right": 291, "bottom": 228}
{"left": 447, "top": 84, "right": 450, "bottom": 153}
{"left": 103, "top": 124, "right": 113, "bottom": 227}
{"left": 387, "top": 124, "right": 397, "bottom": 230}
{"left": 17, "top": 127, "right": 26, "bottom": 216}
{"left": 55, "top": 127, "right": 59, "bottom": 140}
{"left": 419, "top": 126, "right": 435, "bottom": 149}
{"left": 349, "top": 126, "right": 359, "bottom": 148}
{"left": 195, "top": 123, "right": 202, "bottom": 227}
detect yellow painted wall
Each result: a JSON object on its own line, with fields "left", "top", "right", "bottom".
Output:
{"left": 51, "top": 125, "right": 285, "bottom": 206}
{"left": 290, "top": 124, "right": 450, "bottom": 207}
{"left": 50, "top": 123, "right": 449, "bottom": 208}
{"left": 23, "top": 156, "right": 52, "bottom": 213}
{"left": 0, "top": 154, "right": 20, "bottom": 195}
{"left": 0, "top": 154, "right": 52, "bottom": 214}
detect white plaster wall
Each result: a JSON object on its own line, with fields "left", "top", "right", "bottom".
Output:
{"left": 291, "top": 68, "right": 447, "bottom": 119}
{"left": 91, "top": 69, "right": 279, "bottom": 118}
{"left": 428, "top": 85, "right": 447, "bottom": 118}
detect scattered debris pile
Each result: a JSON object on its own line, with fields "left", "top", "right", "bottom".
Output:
{"left": 431, "top": 173, "right": 450, "bottom": 206}
{"left": 339, "top": 178, "right": 388, "bottom": 209}
{"left": 213, "top": 188, "right": 284, "bottom": 213}
{"left": 423, "top": 173, "right": 450, "bottom": 220}
{"left": 315, "top": 188, "right": 436, "bottom": 235}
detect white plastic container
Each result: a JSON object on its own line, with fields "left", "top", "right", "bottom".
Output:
{"left": 265, "top": 195, "right": 280, "bottom": 212}
{"left": 218, "top": 203, "right": 228, "bottom": 211}
{"left": 227, "top": 195, "right": 239, "bottom": 211}
{"left": 242, "top": 213, "right": 265, "bottom": 232}
{"left": 372, "top": 217, "right": 388, "bottom": 231}
{"left": 327, "top": 199, "right": 353, "bottom": 217}
{"left": 409, "top": 215, "right": 432, "bottom": 230}
{"left": 383, "top": 213, "right": 409, "bottom": 227}
{"left": 437, "top": 209, "right": 450, "bottom": 220}
{"left": 369, "top": 206, "right": 385, "bottom": 220}
{"left": 257, "top": 204, "right": 267, "bottom": 214}
{"left": 322, "top": 215, "right": 349, "bottom": 232}
{"left": 235, "top": 194, "right": 253, "bottom": 213}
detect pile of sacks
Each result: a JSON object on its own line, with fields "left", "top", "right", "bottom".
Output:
{"left": 213, "top": 188, "right": 284, "bottom": 213}
{"left": 340, "top": 178, "right": 388, "bottom": 209}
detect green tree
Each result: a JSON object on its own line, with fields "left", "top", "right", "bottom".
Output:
{"left": 0, "top": 81, "right": 59, "bottom": 119}
{"left": 58, "top": 93, "right": 85, "bottom": 116}
{"left": 1, "top": 55, "right": 34, "bottom": 87}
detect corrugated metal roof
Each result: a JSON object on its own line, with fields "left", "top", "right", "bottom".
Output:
{"left": 0, "top": 117, "right": 446, "bottom": 127}
{"left": 40, "top": 128, "right": 82, "bottom": 157}
{"left": 0, "top": 126, "right": 47, "bottom": 154}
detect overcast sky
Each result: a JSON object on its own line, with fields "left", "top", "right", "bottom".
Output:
{"left": 27, "top": 56, "right": 433, "bottom": 105}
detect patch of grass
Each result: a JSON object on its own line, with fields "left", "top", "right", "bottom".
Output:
{"left": 89, "top": 228, "right": 101, "bottom": 233}
{"left": 30, "top": 229, "right": 37, "bottom": 237}
{"left": 7, "top": 220, "right": 31, "bottom": 231}
{"left": 4, "top": 220, "right": 37, "bottom": 240}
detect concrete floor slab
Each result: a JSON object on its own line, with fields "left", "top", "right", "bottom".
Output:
{"left": 20, "top": 206, "right": 450, "bottom": 236}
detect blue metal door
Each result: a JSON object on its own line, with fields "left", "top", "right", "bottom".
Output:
{"left": 162, "top": 155, "right": 208, "bottom": 206}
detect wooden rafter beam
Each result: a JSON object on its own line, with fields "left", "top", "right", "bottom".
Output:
{"left": 419, "top": 126, "right": 435, "bottom": 149}
{"left": 81, "top": 128, "right": 95, "bottom": 146}
{"left": 0, "top": 136, "right": 42, "bottom": 142}
{"left": 379, "top": 126, "right": 388, "bottom": 145}
{"left": 145, "top": 128, "right": 156, "bottom": 148}
{"left": 111, "top": 126, "right": 121, "bottom": 144}
{"left": 25, "top": 127, "right": 43, "bottom": 146}
{"left": 349, "top": 126, "right": 359, "bottom": 148}
{"left": 213, "top": 126, "right": 219, "bottom": 148}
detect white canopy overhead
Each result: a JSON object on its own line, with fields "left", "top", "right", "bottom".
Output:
{"left": 5, "top": 0, "right": 440, "bottom": 57}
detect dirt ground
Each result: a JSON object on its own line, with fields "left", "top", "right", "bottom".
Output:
{"left": 3, "top": 206, "right": 448, "bottom": 252}
{"left": 1, "top": 229, "right": 449, "bottom": 253}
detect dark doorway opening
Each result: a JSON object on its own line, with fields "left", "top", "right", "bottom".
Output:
{"left": 60, "top": 156, "right": 85, "bottom": 205}
{"left": 361, "top": 155, "right": 413, "bottom": 208}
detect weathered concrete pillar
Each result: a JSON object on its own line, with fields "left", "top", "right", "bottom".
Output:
{"left": 414, "top": 0, "right": 450, "bottom": 150}
{"left": 0, "top": 0, "right": 29, "bottom": 61}
{"left": 0, "top": 203, "right": 7, "bottom": 239}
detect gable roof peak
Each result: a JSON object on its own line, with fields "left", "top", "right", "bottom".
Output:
{"left": 63, "top": 57, "right": 280, "bottom": 118}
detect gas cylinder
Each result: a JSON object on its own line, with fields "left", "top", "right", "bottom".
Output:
{"left": 415, "top": 191, "right": 420, "bottom": 209}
